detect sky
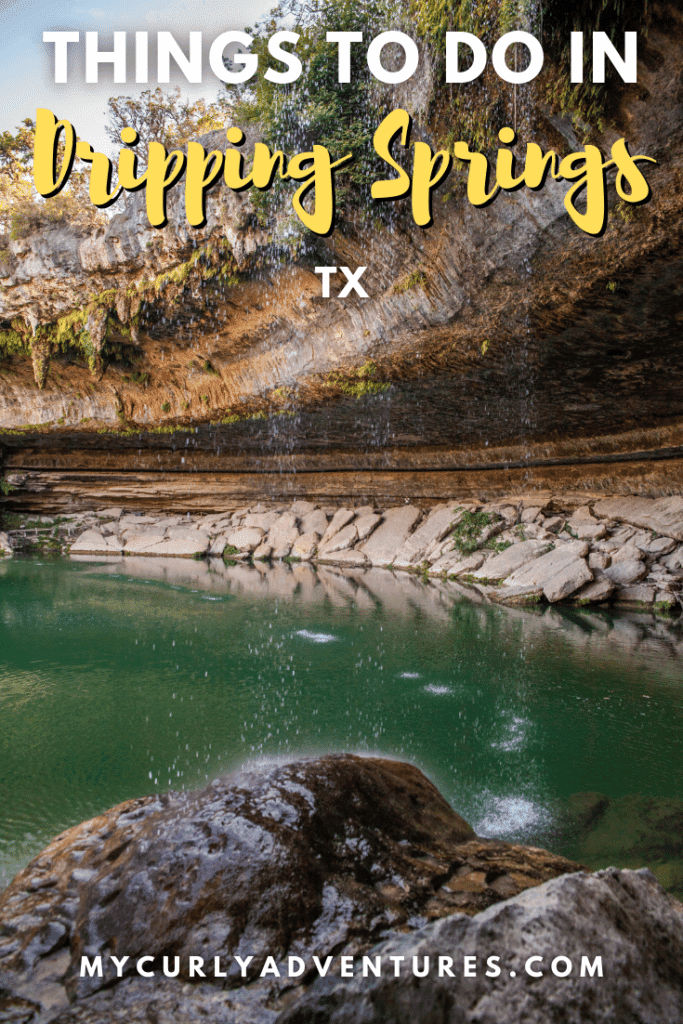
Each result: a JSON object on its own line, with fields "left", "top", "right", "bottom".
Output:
{"left": 0, "top": 0, "right": 277, "bottom": 151}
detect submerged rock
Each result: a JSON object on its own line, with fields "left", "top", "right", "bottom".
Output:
{"left": 577, "top": 794, "right": 683, "bottom": 867}
{"left": 0, "top": 755, "right": 579, "bottom": 1023}
{"left": 557, "top": 791, "right": 683, "bottom": 903}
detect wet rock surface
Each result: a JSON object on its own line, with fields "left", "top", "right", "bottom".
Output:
{"left": 5, "top": 420, "right": 683, "bottom": 512}
{"left": 0, "top": 755, "right": 581, "bottom": 1023}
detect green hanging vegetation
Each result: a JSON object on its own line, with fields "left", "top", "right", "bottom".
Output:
{"left": 0, "top": 238, "right": 237, "bottom": 387}
{"left": 412, "top": 0, "right": 654, "bottom": 148}
{"left": 234, "top": 0, "right": 392, "bottom": 236}
{"left": 538, "top": 0, "right": 652, "bottom": 132}
{"left": 237, "top": 0, "right": 655, "bottom": 203}
{"left": 0, "top": 325, "right": 29, "bottom": 359}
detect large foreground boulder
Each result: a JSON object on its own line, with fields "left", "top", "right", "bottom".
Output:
{"left": 0, "top": 755, "right": 576, "bottom": 1023}
{"left": 1, "top": 755, "right": 681, "bottom": 1023}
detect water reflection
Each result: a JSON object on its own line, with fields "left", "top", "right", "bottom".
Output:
{"left": 1, "top": 556, "right": 682, "bottom": 896}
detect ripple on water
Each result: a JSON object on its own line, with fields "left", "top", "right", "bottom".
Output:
{"left": 294, "top": 630, "right": 337, "bottom": 643}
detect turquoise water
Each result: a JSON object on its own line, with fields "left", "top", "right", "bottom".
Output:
{"left": 2, "top": 556, "right": 683, "bottom": 891}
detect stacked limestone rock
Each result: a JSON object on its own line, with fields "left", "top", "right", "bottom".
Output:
{"left": 4, "top": 493, "right": 680, "bottom": 611}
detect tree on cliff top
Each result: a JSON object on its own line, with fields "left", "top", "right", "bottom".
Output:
{"left": 0, "top": 119, "right": 105, "bottom": 240}
{"left": 0, "top": 88, "right": 231, "bottom": 238}
{"left": 105, "top": 87, "right": 233, "bottom": 166}
{"left": 0, "top": 119, "right": 36, "bottom": 236}
{"left": 234, "top": 0, "right": 388, "bottom": 223}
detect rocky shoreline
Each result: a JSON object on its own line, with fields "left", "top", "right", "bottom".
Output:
{"left": 2, "top": 492, "right": 683, "bottom": 614}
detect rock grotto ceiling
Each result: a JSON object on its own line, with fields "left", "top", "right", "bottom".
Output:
{"left": 1, "top": 5, "right": 683, "bottom": 510}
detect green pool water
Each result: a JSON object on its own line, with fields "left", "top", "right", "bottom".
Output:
{"left": 2, "top": 556, "right": 683, "bottom": 893}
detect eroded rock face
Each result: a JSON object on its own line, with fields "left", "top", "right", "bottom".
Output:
{"left": 0, "top": 754, "right": 580, "bottom": 1023}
